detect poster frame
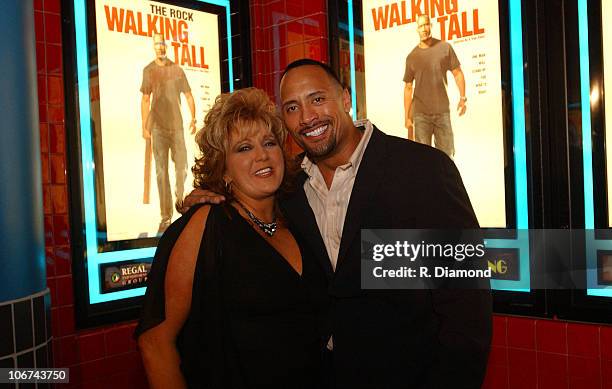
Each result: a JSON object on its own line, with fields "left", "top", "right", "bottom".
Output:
{"left": 61, "top": 0, "right": 248, "bottom": 327}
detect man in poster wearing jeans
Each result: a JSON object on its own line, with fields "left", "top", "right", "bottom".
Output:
{"left": 403, "top": 14, "right": 467, "bottom": 157}
{"left": 141, "top": 33, "right": 196, "bottom": 233}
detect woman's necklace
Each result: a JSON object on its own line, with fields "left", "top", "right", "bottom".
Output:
{"left": 235, "top": 200, "right": 277, "bottom": 237}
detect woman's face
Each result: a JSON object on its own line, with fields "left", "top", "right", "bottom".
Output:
{"left": 224, "top": 123, "right": 285, "bottom": 202}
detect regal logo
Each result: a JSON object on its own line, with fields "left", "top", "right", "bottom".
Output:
{"left": 486, "top": 249, "right": 519, "bottom": 280}
{"left": 101, "top": 261, "right": 152, "bottom": 293}
{"left": 487, "top": 259, "right": 507, "bottom": 275}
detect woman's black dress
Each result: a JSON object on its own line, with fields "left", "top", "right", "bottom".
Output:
{"left": 135, "top": 204, "right": 329, "bottom": 388}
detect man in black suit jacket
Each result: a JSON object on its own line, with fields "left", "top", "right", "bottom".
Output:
{"left": 183, "top": 59, "right": 492, "bottom": 388}
{"left": 278, "top": 59, "right": 491, "bottom": 389}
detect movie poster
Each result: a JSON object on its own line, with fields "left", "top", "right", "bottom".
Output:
{"left": 603, "top": 0, "right": 612, "bottom": 227}
{"left": 93, "top": 0, "right": 221, "bottom": 241}
{"left": 362, "top": 0, "right": 506, "bottom": 227}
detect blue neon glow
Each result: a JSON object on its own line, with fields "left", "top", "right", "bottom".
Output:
{"left": 74, "top": 0, "right": 234, "bottom": 304}
{"left": 578, "top": 0, "right": 594, "bottom": 230}
{"left": 224, "top": 2, "right": 234, "bottom": 91}
{"left": 509, "top": 0, "right": 529, "bottom": 230}
{"left": 74, "top": 0, "right": 100, "bottom": 303}
{"left": 347, "top": 0, "right": 358, "bottom": 120}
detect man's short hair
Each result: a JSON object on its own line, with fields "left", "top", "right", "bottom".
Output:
{"left": 282, "top": 59, "right": 343, "bottom": 88}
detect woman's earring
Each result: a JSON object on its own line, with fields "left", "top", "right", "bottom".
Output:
{"left": 224, "top": 180, "right": 232, "bottom": 194}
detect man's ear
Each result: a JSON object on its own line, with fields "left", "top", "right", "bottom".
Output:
{"left": 342, "top": 88, "right": 352, "bottom": 113}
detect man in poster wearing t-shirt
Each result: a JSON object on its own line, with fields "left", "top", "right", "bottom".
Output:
{"left": 403, "top": 14, "right": 466, "bottom": 157}
{"left": 141, "top": 33, "right": 196, "bottom": 233}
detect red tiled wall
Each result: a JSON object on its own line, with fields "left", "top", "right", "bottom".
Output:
{"left": 34, "top": 0, "right": 146, "bottom": 388}
{"left": 250, "top": 0, "right": 327, "bottom": 155}
{"left": 483, "top": 315, "right": 612, "bottom": 389}
{"left": 34, "top": 0, "right": 611, "bottom": 388}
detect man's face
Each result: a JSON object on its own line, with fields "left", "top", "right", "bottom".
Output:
{"left": 153, "top": 34, "right": 166, "bottom": 60}
{"left": 280, "top": 65, "right": 351, "bottom": 159}
{"left": 417, "top": 15, "right": 432, "bottom": 42}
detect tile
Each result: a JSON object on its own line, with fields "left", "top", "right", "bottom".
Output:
{"left": 57, "top": 335, "right": 78, "bottom": 367}
{"left": 569, "top": 375, "right": 602, "bottom": 389}
{"left": 36, "top": 344, "right": 48, "bottom": 368}
{"left": 105, "top": 325, "right": 138, "bottom": 356}
{"left": 285, "top": 0, "right": 303, "bottom": 18}
{"left": 0, "top": 356, "right": 15, "bottom": 369}
{"left": 105, "top": 351, "right": 141, "bottom": 374}
{"left": 488, "top": 345, "right": 508, "bottom": 367}
{"left": 14, "top": 300, "right": 33, "bottom": 352}
{"left": 286, "top": 18, "right": 304, "bottom": 40}
{"left": 304, "top": 13, "right": 324, "bottom": 38}
{"left": 78, "top": 332, "right": 106, "bottom": 362}
{"left": 285, "top": 43, "right": 305, "bottom": 68}
{"left": 251, "top": 3, "right": 263, "bottom": 28}
{"left": 46, "top": 44, "right": 63, "bottom": 74}
{"left": 47, "top": 75, "right": 64, "bottom": 105}
{"left": 536, "top": 319, "right": 567, "bottom": 354}
{"left": 43, "top": 185, "right": 52, "bottom": 215}
{"left": 48, "top": 104, "right": 65, "bottom": 123}
{"left": 44, "top": 0, "right": 61, "bottom": 14}
{"left": 40, "top": 155, "right": 51, "bottom": 188}
{"left": 79, "top": 358, "right": 110, "bottom": 383}
{"left": 318, "top": 37, "right": 329, "bottom": 63}
{"left": 56, "top": 306, "right": 75, "bottom": 337}
{"left": 45, "top": 247, "right": 55, "bottom": 276}
{"left": 36, "top": 42, "right": 46, "bottom": 74}
{"left": 44, "top": 13, "right": 62, "bottom": 44}
{"left": 568, "top": 323, "right": 599, "bottom": 359}
{"left": 508, "top": 348, "right": 537, "bottom": 389}
{"left": 44, "top": 293, "right": 52, "bottom": 345}
{"left": 252, "top": 27, "right": 264, "bottom": 50}
{"left": 17, "top": 350, "right": 34, "bottom": 369}
{"left": 568, "top": 356, "right": 602, "bottom": 387}
{"left": 264, "top": 1, "right": 284, "bottom": 26}
{"left": 537, "top": 352, "right": 569, "bottom": 389}
{"left": 33, "top": 296, "right": 46, "bottom": 346}
{"left": 601, "top": 325, "right": 612, "bottom": 361}
{"left": 507, "top": 317, "right": 536, "bottom": 350}
{"left": 52, "top": 214, "right": 70, "bottom": 246}
{"left": 492, "top": 315, "right": 507, "bottom": 347}
{"left": 40, "top": 122, "right": 49, "bottom": 152}
{"left": 50, "top": 156, "right": 67, "bottom": 185}
{"left": 47, "top": 277, "right": 57, "bottom": 306}
{"left": 55, "top": 275, "right": 74, "bottom": 306}
{"left": 39, "top": 102, "right": 47, "bottom": 122}
{"left": 44, "top": 215, "right": 54, "bottom": 246}
{"left": 603, "top": 359, "right": 612, "bottom": 386}
{"left": 54, "top": 246, "right": 72, "bottom": 276}
{"left": 277, "top": 23, "right": 288, "bottom": 48}
{"left": 304, "top": 38, "right": 324, "bottom": 61}
{"left": 38, "top": 79, "right": 48, "bottom": 114}
{"left": 49, "top": 123, "right": 66, "bottom": 154}
{"left": 303, "top": 0, "right": 326, "bottom": 15}
{"left": 0, "top": 304, "right": 14, "bottom": 358}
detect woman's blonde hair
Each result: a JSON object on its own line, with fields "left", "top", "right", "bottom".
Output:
{"left": 191, "top": 87, "right": 297, "bottom": 199}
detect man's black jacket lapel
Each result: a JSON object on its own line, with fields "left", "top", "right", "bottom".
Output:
{"left": 335, "top": 126, "right": 387, "bottom": 273}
